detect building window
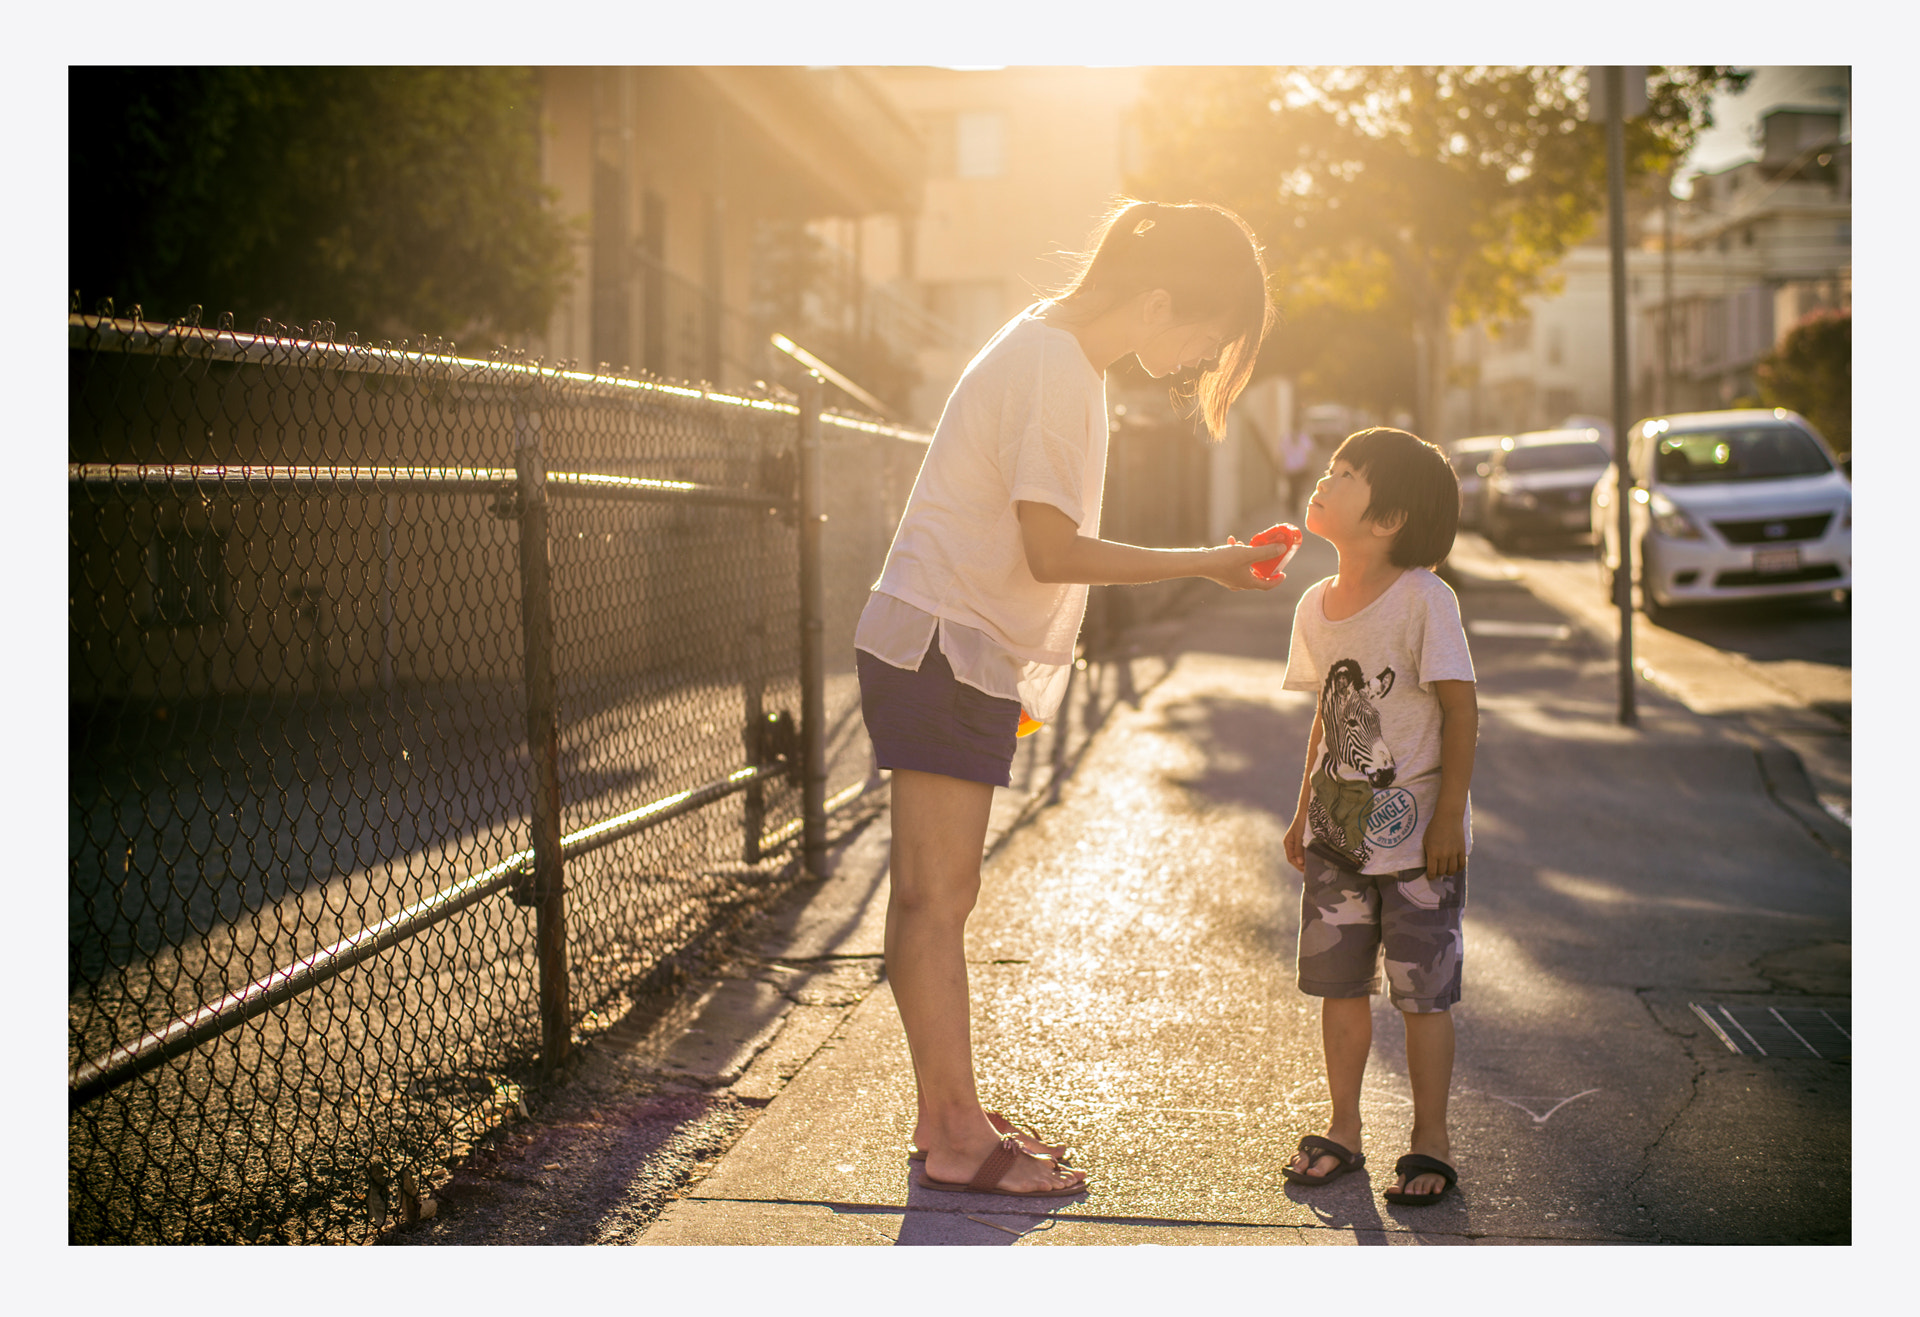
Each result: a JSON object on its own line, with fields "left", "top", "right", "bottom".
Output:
{"left": 955, "top": 112, "right": 1006, "bottom": 179}
{"left": 1546, "top": 326, "right": 1564, "bottom": 367}
{"left": 144, "top": 527, "right": 227, "bottom": 628}
{"left": 1545, "top": 387, "right": 1578, "bottom": 421}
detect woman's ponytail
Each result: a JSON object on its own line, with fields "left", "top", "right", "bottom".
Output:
{"left": 1051, "top": 197, "right": 1274, "bottom": 440}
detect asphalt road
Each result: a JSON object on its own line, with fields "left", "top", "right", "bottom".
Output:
{"left": 1489, "top": 527, "right": 1851, "bottom": 710}
{"left": 1465, "top": 527, "right": 1851, "bottom": 830}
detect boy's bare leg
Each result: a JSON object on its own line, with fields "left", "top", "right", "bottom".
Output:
{"left": 887, "top": 769, "right": 1084, "bottom": 1194}
{"left": 1396, "top": 1008, "right": 1456, "bottom": 1195}
{"left": 1290, "top": 994, "right": 1372, "bottom": 1178}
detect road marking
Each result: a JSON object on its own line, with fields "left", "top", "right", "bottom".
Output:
{"left": 1486, "top": 1089, "right": 1601, "bottom": 1124}
{"left": 1691, "top": 1002, "right": 1742, "bottom": 1053}
{"left": 1820, "top": 1009, "right": 1850, "bottom": 1041}
{"left": 1719, "top": 1005, "right": 1768, "bottom": 1056}
{"left": 1769, "top": 1007, "right": 1821, "bottom": 1058}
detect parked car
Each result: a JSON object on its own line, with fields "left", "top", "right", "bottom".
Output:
{"left": 1593, "top": 408, "right": 1850, "bottom": 614}
{"left": 1478, "top": 429, "right": 1612, "bottom": 549}
{"left": 1447, "top": 435, "right": 1507, "bottom": 529}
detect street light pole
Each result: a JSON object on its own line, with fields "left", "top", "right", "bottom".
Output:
{"left": 1604, "top": 66, "right": 1638, "bottom": 727}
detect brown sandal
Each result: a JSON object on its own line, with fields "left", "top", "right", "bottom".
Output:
{"left": 914, "top": 1134, "right": 1088, "bottom": 1198}
{"left": 908, "top": 1110, "right": 1073, "bottom": 1164}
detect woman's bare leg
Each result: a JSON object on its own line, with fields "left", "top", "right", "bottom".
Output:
{"left": 887, "top": 768, "right": 1083, "bottom": 1193}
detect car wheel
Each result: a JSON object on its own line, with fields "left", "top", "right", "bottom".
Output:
{"left": 1637, "top": 540, "right": 1673, "bottom": 623}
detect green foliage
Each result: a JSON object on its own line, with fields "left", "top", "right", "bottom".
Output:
{"left": 1758, "top": 309, "right": 1850, "bottom": 460}
{"left": 1126, "top": 66, "right": 1747, "bottom": 424}
{"left": 70, "top": 67, "right": 577, "bottom": 342}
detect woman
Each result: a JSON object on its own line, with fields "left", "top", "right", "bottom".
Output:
{"left": 854, "top": 199, "right": 1283, "bottom": 1196}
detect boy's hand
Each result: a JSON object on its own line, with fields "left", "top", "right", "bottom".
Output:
{"left": 1284, "top": 811, "right": 1308, "bottom": 872}
{"left": 1208, "top": 539, "right": 1289, "bottom": 592}
{"left": 1422, "top": 816, "right": 1466, "bottom": 878}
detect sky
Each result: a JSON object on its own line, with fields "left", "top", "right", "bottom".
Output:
{"left": 1679, "top": 65, "right": 1851, "bottom": 186}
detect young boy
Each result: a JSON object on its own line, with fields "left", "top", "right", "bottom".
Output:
{"left": 1279, "top": 427, "right": 1477, "bottom": 1207}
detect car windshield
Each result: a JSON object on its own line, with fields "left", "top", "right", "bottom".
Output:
{"left": 1503, "top": 440, "right": 1609, "bottom": 473}
{"left": 1652, "top": 425, "right": 1833, "bottom": 483}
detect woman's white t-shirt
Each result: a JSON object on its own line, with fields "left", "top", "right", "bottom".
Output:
{"left": 854, "top": 305, "right": 1109, "bottom": 722}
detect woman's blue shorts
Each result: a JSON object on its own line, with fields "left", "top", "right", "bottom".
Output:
{"left": 855, "top": 634, "right": 1020, "bottom": 788}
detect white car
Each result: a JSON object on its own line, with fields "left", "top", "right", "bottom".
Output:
{"left": 1593, "top": 408, "right": 1850, "bottom": 614}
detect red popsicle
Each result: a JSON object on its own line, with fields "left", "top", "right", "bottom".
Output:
{"left": 1249, "top": 522, "right": 1303, "bottom": 581}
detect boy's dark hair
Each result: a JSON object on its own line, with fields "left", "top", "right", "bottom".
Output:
{"left": 1331, "top": 427, "right": 1460, "bottom": 568}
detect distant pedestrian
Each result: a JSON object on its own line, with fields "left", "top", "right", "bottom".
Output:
{"left": 1278, "top": 426, "right": 1477, "bottom": 1207}
{"left": 1280, "top": 426, "right": 1316, "bottom": 518}
{"left": 855, "top": 199, "right": 1281, "bottom": 1198}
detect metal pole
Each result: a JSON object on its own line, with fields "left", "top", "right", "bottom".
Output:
{"left": 514, "top": 388, "right": 571, "bottom": 1067}
{"left": 1662, "top": 169, "right": 1675, "bottom": 415}
{"left": 1606, "top": 66, "right": 1638, "bottom": 727}
{"left": 796, "top": 372, "right": 829, "bottom": 878}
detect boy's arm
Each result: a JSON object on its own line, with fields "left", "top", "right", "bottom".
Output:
{"left": 1284, "top": 704, "right": 1324, "bottom": 871}
{"left": 1423, "top": 679, "right": 1478, "bottom": 877}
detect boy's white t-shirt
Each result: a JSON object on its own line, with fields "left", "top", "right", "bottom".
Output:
{"left": 1282, "top": 568, "right": 1476, "bottom": 875}
{"left": 855, "top": 305, "right": 1109, "bottom": 722}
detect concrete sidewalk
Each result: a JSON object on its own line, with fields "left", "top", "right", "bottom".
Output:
{"left": 620, "top": 530, "right": 1848, "bottom": 1246}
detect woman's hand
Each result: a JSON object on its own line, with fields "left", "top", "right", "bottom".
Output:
{"left": 1206, "top": 538, "right": 1290, "bottom": 591}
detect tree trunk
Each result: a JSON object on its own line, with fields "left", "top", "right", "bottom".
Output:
{"left": 1414, "top": 303, "right": 1452, "bottom": 444}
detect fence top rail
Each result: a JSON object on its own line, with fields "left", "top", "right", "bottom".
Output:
{"left": 67, "top": 462, "right": 795, "bottom": 509}
{"left": 68, "top": 315, "right": 933, "bottom": 445}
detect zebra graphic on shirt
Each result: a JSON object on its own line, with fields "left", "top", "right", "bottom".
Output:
{"left": 1308, "top": 658, "right": 1398, "bottom": 869}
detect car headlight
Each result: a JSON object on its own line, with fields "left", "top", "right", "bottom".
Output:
{"left": 1647, "top": 489, "right": 1703, "bottom": 540}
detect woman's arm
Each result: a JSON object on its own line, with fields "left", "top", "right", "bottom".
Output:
{"left": 1017, "top": 500, "right": 1287, "bottom": 591}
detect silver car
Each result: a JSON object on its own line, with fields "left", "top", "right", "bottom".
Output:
{"left": 1593, "top": 408, "right": 1850, "bottom": 614}
{"left": 1447, "top": 435, "right": 1506, "bottom": 529}
{"left": 1479, "top": 429, "right": 1613, "bottom": 549}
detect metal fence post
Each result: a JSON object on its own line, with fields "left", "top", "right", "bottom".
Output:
{"left": 797, "top": 373, "right": 829, "bottom": 878}
{"left": 514, "top": 387, "right": 571, "bottom": 1067}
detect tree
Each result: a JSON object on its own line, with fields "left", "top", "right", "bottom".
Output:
{"left": 70, "top": 67, "right": 577, "bottom": 343}
{"left": 1758, "top": 309, "right": 1850, "bottom": 462}
{"left": 1127, "top": 66, "right": 1747, "bottom": 440}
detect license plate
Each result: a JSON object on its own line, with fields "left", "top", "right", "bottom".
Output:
{"left": 1753, "top": 547, "right": 1801, "bottom": 574}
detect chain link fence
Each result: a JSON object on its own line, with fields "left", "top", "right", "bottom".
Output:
{"left": 67, "top": 307, "right": 1229, "bottom": 1244}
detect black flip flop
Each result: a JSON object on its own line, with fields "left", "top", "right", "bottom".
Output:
{"left": 1382, "top": 1153, "right": 1458, "bottom": 1205}
{"left": 1282, "top": 1135, "right": 1365, "bottom": 1186}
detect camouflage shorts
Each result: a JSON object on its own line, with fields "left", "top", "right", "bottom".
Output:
{"left": 1297, "top": 847, "right": 1467, "bottom": 1013}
